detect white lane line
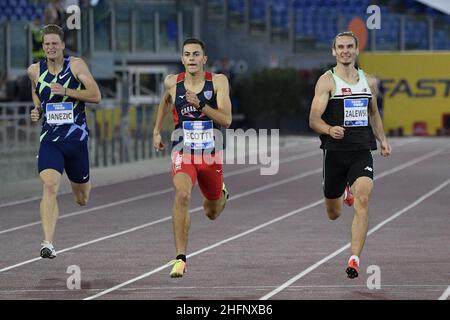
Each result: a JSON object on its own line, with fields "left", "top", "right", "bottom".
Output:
{"left": 0, "top": 138, "right": 419, "bottom": 234}
{"left": 0, "top": 140, "right": 434, "bottom": 274}
{"left": 260, "top": 178, "right": 450, "bottom": 300}
{"left": 0, "top": 168, "right": 322, "bottom": 274}
{"left": 0, "top": 139, "right": 316, "bottom": 208}
{"left": 0, "top": 188, "right": 173, "bottom": 235}
{"left": 83, "top": 145, "right": 446, "bottom": 300}
{"left": 0, "top": 196, "right": 42, "bottom": 208}
{"left": 224, "top": 149, "right": 321, "bottom": 177}
{"left": 83, "top": 199, "right": 325, "bottom": 300}
{"left": 1, "top": 284, "right": 445, "bottom": 295}
{"left": 1, "top": 141, "right": 436, "bottom": 275}
{"left": 0, "top": 150, "right": 321, "bottom": 236}
{"left": 0, "top": 137, "right": 418, "bottom": 209}
{"left": 438, "top": 285, "right": 450, "bottom": 300}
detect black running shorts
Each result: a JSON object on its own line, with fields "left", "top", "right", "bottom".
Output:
{"left": 322, "top": 149, "right": 374, "bottom": 199}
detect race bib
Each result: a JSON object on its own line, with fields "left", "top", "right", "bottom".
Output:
{"left": 343, "top": 98, "right": 368, "bottom": 127}
{"left": 46, "top": 102, "right": 74, "bottom": 125}
{"left": 183, "top": 120, "right": 215, "bottom": 150}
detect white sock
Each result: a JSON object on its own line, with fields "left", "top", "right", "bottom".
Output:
{"left": 349, "top": 255, "right": 359, "bottom": 265}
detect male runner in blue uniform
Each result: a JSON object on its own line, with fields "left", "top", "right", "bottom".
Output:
{"left": 153, "top": 38, "right": 232, "bottom": 277}
{"left": 28, "top": 24, "right": 101, "bottom": 259}
{"left": 309, "top": 32, "right": 392, "bottom": 278}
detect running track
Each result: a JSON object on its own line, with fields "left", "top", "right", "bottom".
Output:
{"left": 0, "top": 137, "right": 449, "bottom": 300}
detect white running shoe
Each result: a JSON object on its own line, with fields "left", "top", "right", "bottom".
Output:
{"left": 40, "top": 241, "right": 56, "bottom": 259}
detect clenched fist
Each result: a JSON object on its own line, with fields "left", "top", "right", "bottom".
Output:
{"left": 186, "top": 90, "right": 200, "bottom": 109}
{"left": 153, "top": 132, "right": 165, "bottom": 151}
{"left": 30, "top": 106, "right": 41, "bottom": 122}
{"left": 329, "top": 126, "right": 345, "bottom": 139}
{"left": 51, "top": 83, "right": 66, "bottom": 96}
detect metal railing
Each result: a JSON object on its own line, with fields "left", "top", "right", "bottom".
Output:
{"left": 86, "top": 103, "right": 172, "bottom": 168}
{"left": 0, "top": 0, "right": 201, "bottom": 81}
{"left": 0, "top": 102, "right": 172, "bottom": 184}
{"left": 0, "top": 102, "right": 40, "bottom": 183}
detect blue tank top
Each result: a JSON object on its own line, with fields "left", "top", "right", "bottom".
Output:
{"left": 172, "top": 72, "right": 223, "bottom": 152}
{"left": 36, "top": 56, "right": 88, "bottom": 142}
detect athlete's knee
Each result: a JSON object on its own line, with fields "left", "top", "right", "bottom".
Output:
{"left": 355, "top": 194, "right": 369, "bottom": 208}
{"left": 327, "top": 207, "right": 342, "bottom": 220}
{"left": 175, "top": 190, "right": 191, "bottom": 207}
{"left": 42, "top": 180, "right": 59, "bottom": 197}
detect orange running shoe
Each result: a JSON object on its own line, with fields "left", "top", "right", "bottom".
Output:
{"left": 346, "top": 258, "right": 359, "bottom": 279}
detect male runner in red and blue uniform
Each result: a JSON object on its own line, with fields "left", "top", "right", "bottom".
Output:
{"left": 153, "top": 38, "right": 232, "bottom": 277}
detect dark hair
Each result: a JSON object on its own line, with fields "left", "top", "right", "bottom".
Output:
{"left": 43, "top": 24, "right": 64, "bottom": 42}
{"left": 332, "top": 31, "right": 358, "bottom": 49}
{"left": 182, "top": 38, "right": 206, "bottom": 54}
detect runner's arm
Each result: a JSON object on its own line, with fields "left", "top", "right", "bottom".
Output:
{"left": 153, "top": 75, "right": 175, "bottom": 135}
{"left": 309, "top": 73, "right": 334, "bottom": 135}
{"left": 153, "top": 75, "right": 175, "bottom": 150}
{"left": 27, "top": 63, "right": 42, "bottom": 121}
{"left": 367, "top": 74, "right": 387, "bottom": 143}
{"left": 64, "top": 57, "right": 101, "bottom": 103}
{"left": 208, "top": 74, "right": 232, "bottom": 128}
{"left": 367, "top": 74, "right": 392, "bottom": 156}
